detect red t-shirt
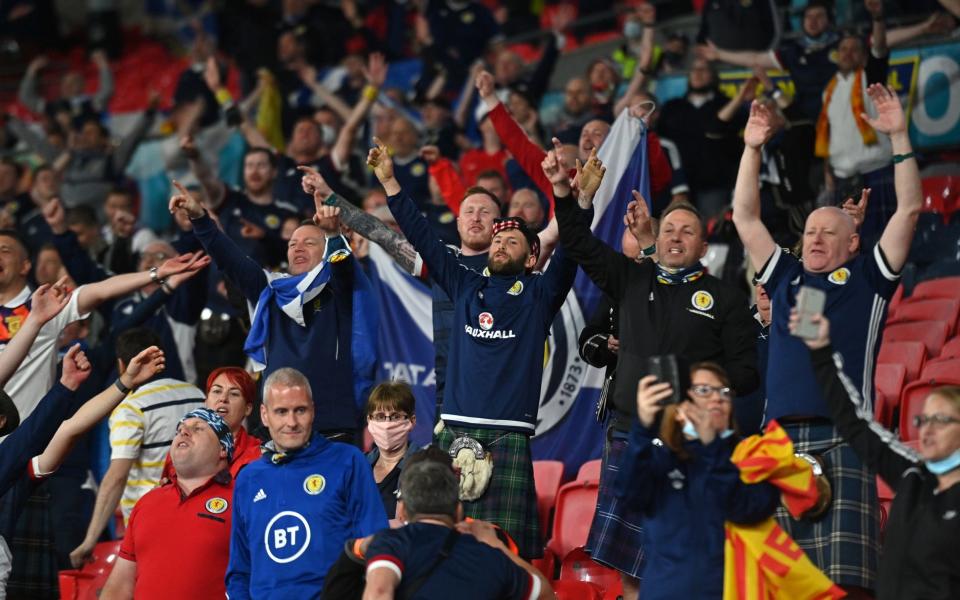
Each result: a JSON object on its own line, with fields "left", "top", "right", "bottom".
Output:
{"left": 459, "top": 148, "right": 510, "bottom": 189}
{"left": 160, "top": 426, "right": 263, "bottom": 482}
{"left": 118, "top": 472, "right": 233, "bottom": 600}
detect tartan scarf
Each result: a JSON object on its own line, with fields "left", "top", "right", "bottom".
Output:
{"left": 655, "top": 262, "right": 705, "bottom": 285}
{"left": 815, "top": 69, "right": 878, "bottom": 158}
{"left": 723, "top": 421, "right": 845, "bottom": 599}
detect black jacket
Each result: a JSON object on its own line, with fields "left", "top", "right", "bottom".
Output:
{"left": 811, "top": 346, "right": 960, "bottom": 600}
{"left": 555, "top": 194, "right": 758, "bottom": 430}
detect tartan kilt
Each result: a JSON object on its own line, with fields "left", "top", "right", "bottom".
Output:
{"left": 6, "top": 483, "right": 58, "bottom": 600}
{"left": 775, "top": 421, "right": 880, "bottom": 590}
{"left": 436, "top": 425, "right": 542, "bottom": 559}
{"left": 584, "top": 428, "right": 645, "bottom": 578}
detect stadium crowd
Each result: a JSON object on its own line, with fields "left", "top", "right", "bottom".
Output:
{"left": 0, "top": 0, "right": 959, "bottom": 598}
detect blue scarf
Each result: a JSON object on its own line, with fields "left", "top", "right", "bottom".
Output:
{"left": 656, "top": 262, "right": 706, "bottom": 285}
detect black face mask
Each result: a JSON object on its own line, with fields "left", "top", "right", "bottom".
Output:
{"left": 663, "top": 51, "right": 685, "bottom": 68}
{"left": 687, "top": 83, "right": 714, "bottom": 95}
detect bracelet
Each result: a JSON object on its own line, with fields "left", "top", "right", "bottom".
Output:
{"left": 115, "top": 378, "right": 132, "bottom": 395}
{"left": 362, "top": 85, "right": 379, "bottom": 102}
{"left": 641, "top": 243, "right": 656, "bottom": 257}
{"left": 161, "top": 282, "right": 174, "bottom": 294}
{"left": 214, "top": 88, "right": 233, "bottom": 106}
{"left": 149, "top": 267, "right": 166, "bottom": 285}
{"left": 322, "top": 193, "right": 339, "bottom": 207}
{"left": 892, "top": 152, "right": 915, "bottom": 164}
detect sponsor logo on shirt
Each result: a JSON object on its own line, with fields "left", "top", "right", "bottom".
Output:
{"left": 303, "top": 474, "right": 326, "bottom": 495}
{"left": 828, "top": 267, "right": 850, "bottom": 285}
{"left": 264, "top": 511, "right": 312, "bottom": 563}
{"left": 253, "top": 488, "right": 267, "bottom": 503}
{"left": 478, "top": 312, "right": 494, "bottom": 330}
{"left": 465, "top": 312, "right": 517, "bottom": 339}
{"left": 205, "top": 497, "right": 229, "bottom": 514}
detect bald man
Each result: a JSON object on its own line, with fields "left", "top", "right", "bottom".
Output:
{"left": 731, "top": 87, "right": 921, "bottom": 594}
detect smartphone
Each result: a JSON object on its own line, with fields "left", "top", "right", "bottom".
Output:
{"left": 793, "top": 286, "right": 827, "bottom": 340}
{"left": 645, "top": 355, "right": 690, "bottom": 405}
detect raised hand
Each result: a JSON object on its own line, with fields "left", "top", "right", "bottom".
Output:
{"left": 239, "top": 218, "right": 265, "bottom": 240}
{"left": 364, "top": 52, "right": 388, "bottom": 88}
{"left": 203, "top": 56, "right": 222, "bottom": 91}
{"left": 29, "top": 277, "right": 72, "bottom": 324}
{"left": 862, "top": 84, "right": 906, "bottom": 136}
{"left": 313, "top": 205, "right": 342, "bottom": 236}
{"left": 42, "top": 198, "right": 67, "bottom": 235}
{"left": 864, "top": 0, "right": 884, "bottom": 19}
{"left": 743, "top": 100, "right": 775, "bottom": 149}
{"left": 576, "top": 147, "right": 606, "bottom": 203}
{"left": 123, "top": 346, "right": 165, "bottom": 388}
{"left": 625, "top": 191, "right": 654, "bottom": 247}
{"left": 157, "top": 251, "right": 212, "bottom": 281}
{"left": 298, "top": 165, "right": 333, "bottom": 198}
{"left": 637, "top": 2, "right": 656, "bottom": 26}
{"left": 168, "top": 180, "right": 205, "bottom": 219}
{"left": 677, "top": 401, "right": 717, "bottom": 445}
{"left": 636, "top": 375, "right": 670, "bottom": 428}
{"left": 475, "top": 70, "right": 496, "bottom": 101}
{"left": 541, "top": 149, "right": 570, "bottom": 192}
{"left": 695, "top": 39, "right": 719, "bottom": 62}
{"left": 419, "top": 145, "right": 441, "bottom": 165}
{"left": 60, "top": 344, "right": 92, "bottom": 391}
{"left": 367, "top": 137, "right": 395, "bottom": 183}
{"left": 841, "top": 188, "right": 870, "bottom": 231}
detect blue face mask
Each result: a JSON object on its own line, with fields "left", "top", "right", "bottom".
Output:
{"left": 623, "top": 21, "right": 642, "bottom": 40}
{"left": 682, "top": 421, "right": 733, "bottom": 440}
{"left": 926, "top": 449, "right": 960, "bottom": 475}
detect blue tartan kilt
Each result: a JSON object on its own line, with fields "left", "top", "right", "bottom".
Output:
{"left": 775, "top": 420, "right": 881, "bottom": 590}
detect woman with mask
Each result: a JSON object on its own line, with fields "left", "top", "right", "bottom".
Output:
{"left": 797, "top": 313, "right": 960, "bottom": 600}
{"left": 365, "top": 382, "right": 418, "bottom": 518}
{"left": 615, "top": 362, "right": 779, "bottom": 599}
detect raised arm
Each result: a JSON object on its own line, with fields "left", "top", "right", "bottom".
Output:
{"left": 91, "top": 50, "right": 115, "bottom": 112}
{"left": 112, "top": 101, "right": 157, "bottom": 173}
{"left": 0, "top": 281, "right": 71, "bottom": 388}
{"left": 34, "top": 347, "right": 165, "bottom": 477}
{"left": 298, "top": 65, "right": 352, "bottom": 122}
{"left": 731, "top": 101, "right": 778, "bottom": 272}
{"left": 697, "top": 40, "right": 778, "bottom": 70}
{"left": 17, "top": 56, "right": 47, "bottom": 114}
{"left": 181, "top": 135, "right": 226, "bottom": 209}
{"left": 863, "top": 85, "right": 920, "bottom": 273}
{"left": 331, "top": 53, "right": 387, "bottom": 169}
{"left": 6, "top": 116, "right": 61, "bottom": 164}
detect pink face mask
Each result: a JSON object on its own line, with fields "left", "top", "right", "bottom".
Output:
{"left": 367, "top": 419, "right": 413, "bottom": 453}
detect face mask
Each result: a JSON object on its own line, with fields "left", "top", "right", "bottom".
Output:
{"left": 682, "top": 420, "right": 733, "bottom": 440}
{"left": 926, "top": 449, "right": 960, "bottom": 475}
{"left": 623, "top": 21, "right": 642, "bottom": 40}
{"left": 367, "top": 419, "right": 414, "bottom": 453}
{"left": 320, "top": 124, "right": 337, "bottom": 147}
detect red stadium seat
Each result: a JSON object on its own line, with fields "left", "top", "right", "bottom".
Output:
{"left": 603, "top": 579, "right": 625, "bottom": 600}
{"left": 552, "top": 580, "right": 604, "bottom": 600}
{"left": 576, "top": 459, "right": 602, "bottom": 482}
{"left": 919, "top": 358, "right": 960, "bottom": 382}
{"left": 920, "top": 175, "right": 958, "bottom": 223}
{"left": 559, "top": 546, "right": 621, "bottom": 595}
{"left": 912, "top": 276, "right": 960, "bottom": 301}
{"left": 883, "top": 321, "right": 950, "bottom": 358}
{"left": 888, "top": 284, "right": 905, "bottom": 318}
{"left": 877, "top": 475, "right": 895, "bottom": 534}
{"left": 899, "top": 374, "right": 960, "bottom": 440}
{"left": 888, "top": 298, "right": 960, "bottom": 334}
{"left": 936, "top": 336, "right": 960, "bottom": 360}
{"left": 874, "top": 363, "right": 906, "bottom": 427}
{"left": 546, "top": 480, "right": 600, "bottom": 560}
{"left": 533, "top": 460, "right": 565, "bottom": 536}
{"left": 58, "top": 540, "right": 121, "bottom": 600}
{"left": 877, "top": 340, "right": 926, "bottom": 382}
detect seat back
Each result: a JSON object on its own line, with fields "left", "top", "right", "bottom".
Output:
{"left": 883, "top": 320, "right": 949, "bottom": 358}
{"left": 873, "top": 363, "right": 906, "bottom": 427}
{"left": 899, "top": 375, "right": 960, "bottom": 440}
{"left": 921, "top": 175, "right": 959, "bottom": 223}
{"left": 552, "top": 580, "right": 604, "bottom": 600}
{"left": 889, "top": 298, "right": 960, "bottom": 334}
{"left": 58, "top": 540, "right": 122, "bottom": 600}
{"left": 547, "top": 480, "right": 600, "bottom": 559}
{"left": 559, "top": 546, "right": 622, "bottom": 595}
{"left": 920, "top": 358, "right": 960, "bottom": 382}
{"left": 533, "top": 460, "right": 565, "bottom": 536}
{"left": 937, "top": 336, "right": 960, "bottom": 360}
{"left": 913, "top": 276, "right": 960, "bottom": 301}
{"left": 576, "top": 459, "right": 602, "bottom": 482}
{"left": 877, "top": 340, "right": 926, "bottom": 382}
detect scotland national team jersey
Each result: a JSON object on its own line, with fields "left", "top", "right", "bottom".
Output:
{"left": 759, "top": 245, "right": 899, "bottom": 420}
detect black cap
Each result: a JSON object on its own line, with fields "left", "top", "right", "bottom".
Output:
{"left": 0, "top": 390, "right": 20, "bottom": 437}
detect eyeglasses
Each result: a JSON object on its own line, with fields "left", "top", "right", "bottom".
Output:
{"left": 369, "top": 412, "right": 409, "bottom": 423}
{"left": 913, "top": 414, "right": 960, "bottom": 428}
{"left": 689, "top": 384, "right": 733, "bottom": 401}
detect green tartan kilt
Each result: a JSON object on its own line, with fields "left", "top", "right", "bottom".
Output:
{"left": 436, "top": 424, "right": 542, "bottom": 559}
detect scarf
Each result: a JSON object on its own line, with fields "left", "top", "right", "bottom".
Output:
{"left": 655, "top": 262, "right": 705, "bottom": 285}
{"left": 814, "top": 69, "right": 877, "bottom": 158}
{"left": 723, "top": 421, "right": 845, "bottom": 599}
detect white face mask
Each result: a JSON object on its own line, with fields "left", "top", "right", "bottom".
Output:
{"left": 682, "top": 421, "right": 733, "bottom": 441}
{"left": 367, "top": 419, "right": 414, "bottom": 453}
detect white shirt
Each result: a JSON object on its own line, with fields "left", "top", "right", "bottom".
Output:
{"left": 0, "top": 285, "right": 88, "bottom": 437}
{"left": 826, "top": 68, "right": 892, "bottom": 178}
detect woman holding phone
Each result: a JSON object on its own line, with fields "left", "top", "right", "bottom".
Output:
{"left": 614, "top": 361, "right": 779, "bottom": 599}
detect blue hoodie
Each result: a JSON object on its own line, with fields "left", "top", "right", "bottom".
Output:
{"left": 226, "top": 434, "right": 387, "bottom": 599}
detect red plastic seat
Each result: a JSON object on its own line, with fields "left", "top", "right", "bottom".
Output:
{"left": 888, "top": 284, "right": 905, "bottom": 318}
{"left": 58, "top": 540, "right": 122, "bottom": 600}
{"left": 876, "top": 475, "right": 895, "bottom": 534}
{"left": 877, "top": 340, "right": 926, "bottom": 382}
{"left": 920, "top": 175, "right": 958, "bottom": 223}
{"left": 912, "top": 276, "right": 960, "bottom": 301}
{"left": 888, "top": 298, "right": 960, "bottom": 334}
{"left": 935, "top": 336, "right": 960, "bottom": 360}
{"left": 874, "top": 363, "right": 906, "bottom": 427}
{"left": 552, "top": 579, "right": 604, "bottom": 600}
{"left": 533, "top": 460, "right": 565, "bottom": 536}
{"left": 919, "top": 358, "right": 960, "bottom": 382}
{"left": 883, "top": 321, "right": 950, "bottom": 358}
{"left": 899, "top": 374, "right": 960, "bottom": 440}
{"left": 559, "top": 546, "right": 621, "bottom": 595}
{"left": 546, "top": 480, "right": 600, "bottom": 560}
{"left": 576, "top": 459, "right": 602, "bottom": 482}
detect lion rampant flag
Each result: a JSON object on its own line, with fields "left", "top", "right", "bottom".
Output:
{"left": 256, "top": 70, "right": 285, "bottom": 153}
{"left": 723, "top": 421, "right": 846, "bottom": 599}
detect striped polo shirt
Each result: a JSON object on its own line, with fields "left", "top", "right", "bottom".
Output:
{"left": 109, "top": 378, "right": 204, "bottom": 523}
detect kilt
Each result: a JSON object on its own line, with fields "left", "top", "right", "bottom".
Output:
{"left": 584, "top": 427, "right": 645, "bottom": 578}
{"left": 5, "top": 483, "right": 58, "bottom": 600}
{"left": 775, "top": 420, "right": 880, "bottom": 590}
{"left": 436, "top": 425, "right": 542, "bottom": 559}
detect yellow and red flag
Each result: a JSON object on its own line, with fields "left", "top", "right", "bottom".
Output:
{"left": 723, "top": 421, "right": 845, "bottom": 599}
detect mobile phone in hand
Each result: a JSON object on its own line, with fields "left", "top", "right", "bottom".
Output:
{"left": 792, "top": 286, "right": 826, "bottom": 340}
{"left": 645, "top": 355, "right": 690, "bottom": 405}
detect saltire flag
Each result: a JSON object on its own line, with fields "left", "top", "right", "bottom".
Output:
{"left": 724, "top": 421, "right": 845, "bottom": 599}
{"left": 365, "top": 109, "right": 652, "bottom": 473}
